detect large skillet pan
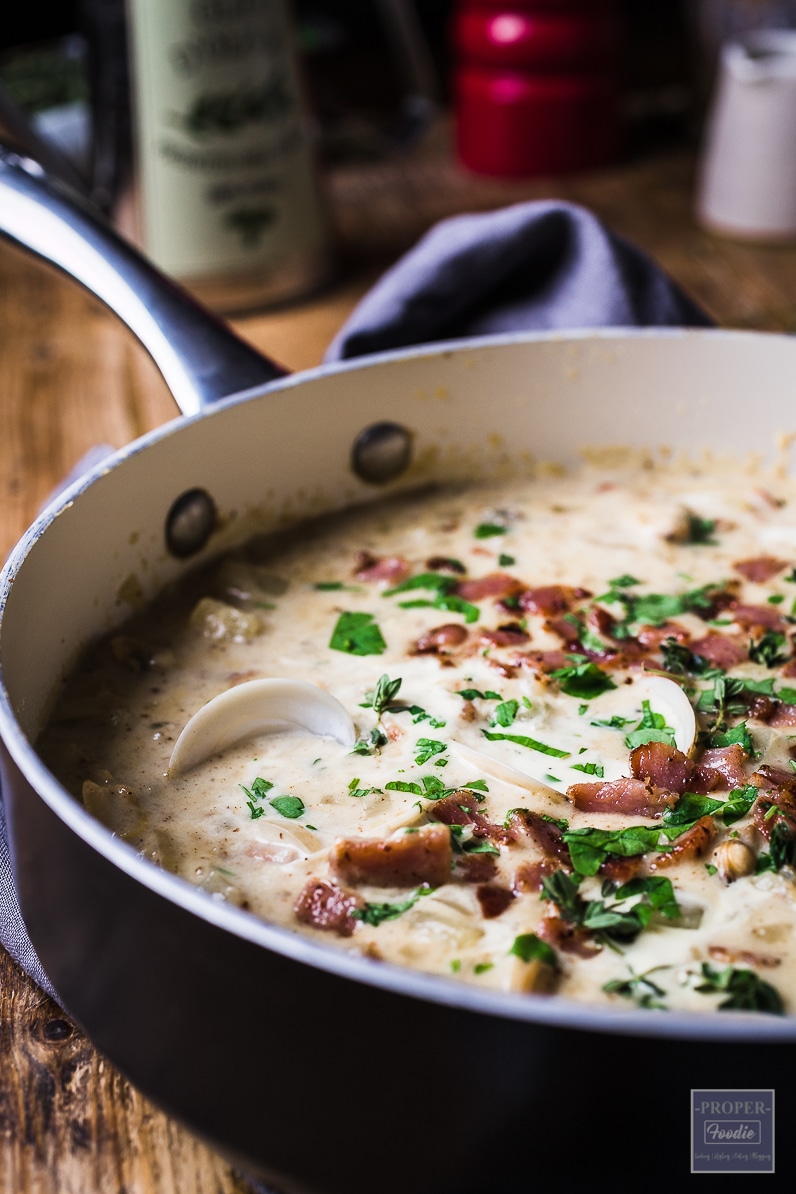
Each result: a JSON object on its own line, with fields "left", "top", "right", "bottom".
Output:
{"left": 0, "top": 148, "right": 794, "bottom": 1193}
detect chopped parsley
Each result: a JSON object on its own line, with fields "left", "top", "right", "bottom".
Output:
{"left": 398, "top": 593, "right": 479, "bottom": 623}
{"left": 351, "top": 726, "right": 389, "bottom": 756}
{"left": 571, "top": 761, "right": 605, "bottom": 777}
{"left": 330, "top": 611, "right": 386, "bottom": 656}
{"left": 347, "top": 778, "right": 382, "bottom": 799}
{"left": 550, "top": 655, "right": 617, "bottom": 700}
{"left": 414, "top": 738, "right": 448, "bottom": 765}
{"left": 748, "top": 630, "right": 790, "bottom": 668}
{"left": 599, "top": 580, "right": 723, "bottom": 628}
{"left": 562, "top": 823, "right": 682, "bottom": 876}
{"left": 591, "top": 714, "right": 633, "bottom": 730}
{"left": 482, "top": 729, "right": 569, "bottom": 758}
{"left": 474, "top": 523, "right": 507, "bottom": 539}
{"left": 603, "top": 966, "right": 668, "bottom": 1009}
{"left": 685, "top": 513, "right": 717, "bottom": 545}
{"left": 624, "top": 700, "right": 677, "bottom": 750}
{"left": 708, "top": 721, "right": 754, "bottom": 755}
{"left": 510, "top": 933, "right": 557, "bottom": 968}
{"left": 353, "top": 884, "right": 434, "bottom": 927}
{"left": 755, "top": 818, "right": 796, "bottom": 873}
{"left": 269, "top": 795, "right": 305, "bottom": 819}
{"left": 660, "top": 638, "right": 712, "bottom": 676}
{"left": 692, "top": 962, "right": 783, "bottom": 1014}
{"left": 490, "top": 699, "right": 519, "bottom": 727}
{"left": 382, "top": 572, "right": 456, "bottom": 598}
{"left": 498, "top": 553, "right": 516, "bottom": 567}
{"left": 457, "top": 688, "right": 502, "bottom": 701}
{"left": 540, "top": 870, "right": 680, "bottom": 951}
{"left": 662, "top": 786, "right": 758, "bottom": 830}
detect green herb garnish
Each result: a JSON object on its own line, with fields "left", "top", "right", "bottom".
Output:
{"left": 482, "top": 729, "right": 569, "bottom": 758}
{"left": 353, "top": 884, "right": 435, "bottom": 927}
{"left": 270, "top": 795, "right": 305, "bottom": 819}
{"left": 692, "top": 962, "right": 783, "bottom": 1013}
{"left": 510, "top": 933, "right": 558, "bottom": 968}
{"left": 360, "top": 673, "right": 402, "bottom": 717}
{"left": 330, "top": 611, "right": 387, "bottom": 656}
{"left": 624, "top": 700, "right": 677, "bottom": 750}
{"left": 474, "top": 523, "right": 507, "bottom": 539}
{"left": 550, "top": 655, "right": 617, "bottom": 700}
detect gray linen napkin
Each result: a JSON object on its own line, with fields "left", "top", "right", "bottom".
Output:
{"left": 0, "top": 200, "right": 710, "bottom": 1000}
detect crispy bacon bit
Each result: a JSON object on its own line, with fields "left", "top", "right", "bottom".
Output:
{"left": 294, "top": 879, "right": 363, "bottom": 937}
{"left": 598, "top": 855, "right": 643, "bottom": 882}
{"left": 545, "top": 616, "right": 582, "bottom": 648}
{"left": 519, "top": 585, "right": 590, "bottom": 616}
{"left": 586, "top": 605, "right": 618, "bottom": 639}
{"left": 478, "top": 623, "right": 529, "bottom": 648}
{"left": 567, "top": 776, "right": 676, "bottom": 818}
{"left": 426, "top": 555, "right": 466, "bottom": 574}
{"left": 430, "top": 791, "right": 511, "bottom": 844}
{"left": 455, "top": 572, "right": 523, "bottom": 602}
{"left": 649, "top": 815, "right": 714, "bottom": 870}
{"left": 768, "top": 702, "right": 796, "bottom": 728}
{"left": 689, "top": 633, "right": 748, "bottom": 669}
{"left": 506, "top": 808, "right": 571, "bottom": 867}
{"left": 516, "top": 649, "right": 570, "bottom": 675}
{"left": 752, "top": 764, "right": 796, "bottom": 794}
{"left": 476, "top": 883, "right": 515, "bottom": 919}
{"left": 458, "top": 699, "right": 478, "bottom": 723}
{"left": 635, "top": 621, "right": 690, "bottom": 649}
{"left": 630, "top": 741, "right": 694, "bottom": 794}
{"left": 513, "top": 859, "right": 558, "bottom": 893}
{"left": 730, "top": 604, "right": 788, "bottom": 632}
{"left": 733, "top": 556, "right": 788, "bottom": 583}
{"left": 353, "top": 552, "right": 411, "bottom": 584}
{"left": 413, "top": 623, "right": 468, "bottom": 654}
{"left": 537, "top": 913, "right": 599, "bottom": 957}
{"left": 330, "top": 824, "right": 452, "bottom": 888}
{"left": 696, "top": 744, "right": 748, "bottom": 789}
{"left": 455, "top": 853, "right": 498, "bottom": 883}
{"left": 708, "top": 944, "right": 781, "bottom": 969}
{"left": 748, "top": 695, "right": 777, "bottom": 722}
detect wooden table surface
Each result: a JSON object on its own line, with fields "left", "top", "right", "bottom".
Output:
{"left": 3, "top": 122, "right": 796, "bottom": 1193}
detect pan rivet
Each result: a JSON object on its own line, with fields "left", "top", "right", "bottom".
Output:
{"left": 351, "top": 422, "right": 412, "bottom": 484}
{"left": 166, "top": 488, "right": 217, "bottom": 558}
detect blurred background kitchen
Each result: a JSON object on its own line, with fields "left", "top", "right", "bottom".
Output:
{"left": 4, "top": 0, "right": 796, "bottom": 325}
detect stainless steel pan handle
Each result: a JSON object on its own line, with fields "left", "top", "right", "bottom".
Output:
{"left": 0, "top": 146, "right": 287, "bottom": 415}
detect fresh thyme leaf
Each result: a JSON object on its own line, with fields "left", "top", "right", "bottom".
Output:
{"left": 603, "top": 966, "right": 668, "bottom": 1009}
{"left": 482, "top": 729, "right": 569, "bottom": 758}
{"left": 660, "top": 638, "right": 711, "bottom": 676}
{"left": 414, "top": 738, "right": 447, "bottom": 765}
{"left": 749, "top": 630, "right": 790, "bottom": 668}
{"left": 351, "top": 726, "right": 389, "bottom": 756}
{"left": 246, "top": 801, "right": 266, "bottom": 819}
{"left": 490, "top": 699, "right": 519, "bottom": 727}
{"left": 353, "top": 884, "right": 434, "bottom": 927}
{"left": 540, "top": 869, "right": 661, "bottom": 951}
{"left": 360, "top": 673, "right": 402, "bottom": 717}
{"left": 330, "top": 611, "right": 387, "bottom": 656}
{"left": 697, "top": 675, "right": 775, "bottom": 728}
{"left": 624, "top": 700, "right": 677, "bottom": 750}
{"left": 474, "top": 523, "right": 507, "bottom": 539}
{"left": 550, "top": 655, "right": 617, "bottom": 700}
{"left": 270, "top": 795, "right": 305, "bottom": 819}
{"left": 693, "top": 962, "right": 783, "bottom": 1014}
{"left": 510, "top": 933, "right": 558, "bottom": 968}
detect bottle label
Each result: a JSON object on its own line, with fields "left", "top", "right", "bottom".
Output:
{"left": 127, "top": 0, "right": 326, "bottom": 279}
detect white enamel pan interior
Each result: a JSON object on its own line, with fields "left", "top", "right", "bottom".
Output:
{"left": 1, "top": 147, "right": 796, "bottom": 1042}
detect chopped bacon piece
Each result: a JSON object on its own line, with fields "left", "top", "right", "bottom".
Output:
{"left": 476, "top": 883, "right": 515, "bottom": 919}
{"left": 733, "top": 556, "right": 788, "bottom": 583}
{"left": 426, "top": 556, "right": 466, "bottom": 574}
{"left": 768, "top": 702, "right": 796, "bottom": 728}
{"left": 696, "top": 744, "right": 749, "bottom": 789}
{"left": 689, "top": 633, "right": 748, "bottom": 669}
{"left": 513, "top": 859, "right": 558, "bottom": 893}
{"left": 414, "top": 623, "right": 468, "bottom": 654}
{"left": 630, "top": 741, "right": 694, "bottom": 794}
{"left": 586, "top": 605, "right": 619, "bottom": 639}
{"left": 519, "top": 585, "right": 591, "bottom": 616}
{"left": 598, "top": 855, "right": 643, "bottom": 882}
{"left": 635, "top": 621, "right": 690, "bottom": 650}
{"left": 353, "top": 552, "right": 410, "bottom": 584}
{"left": 730, "top": 604, "right": 788, "bottom": 632}
{"left": 455, "top": 853, "right": 498, "bottom": 883}
{"left": 294, "top": 879, "right": 363, "bottom": 937}
{"left": 330, "top": 824, "right": 452, "bottom": 888}
{"left": 752, "top": 764, "right": 796, "bottom": 794}
{"left": 708, "top": 944, "right": 781, "bottom": 969}
{"left": 545, "top": 616, "right": 582, "bottom": 648}
{"left": 781, "top": 658, "right": 796, "bottom": 678}
{"left": 478, "top": 623, "right": 530, "bottom": 648}
{"left": 430, "top": 791, "right": 511, "bottom": 844}
{"left": 537, "top": 913, "right": 599, "bottom": 957}
{"left": 506, "top": 808, "right": 570, "bottom": 867}
{"left": 567, "top": 776, "right": 675, "bottom": 818}
{"left": 649, "top": 816, "right": 714, "bottom": 870}
{"left": 455, "top": 572, "right": 523, "bottom": 602}
{"left": 517, "top": 649, "right": 570, "bottom": 675}
{"left": 748, "top": 695, "right": 776, "bottom": 722}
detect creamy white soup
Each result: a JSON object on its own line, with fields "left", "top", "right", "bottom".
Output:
{"left": 39, "top": 459, "right": 796, "bottom": 1015}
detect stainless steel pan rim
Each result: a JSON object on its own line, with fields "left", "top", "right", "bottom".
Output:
{"left": 2, "top": 325, "right": 796, "bottom": 1045}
